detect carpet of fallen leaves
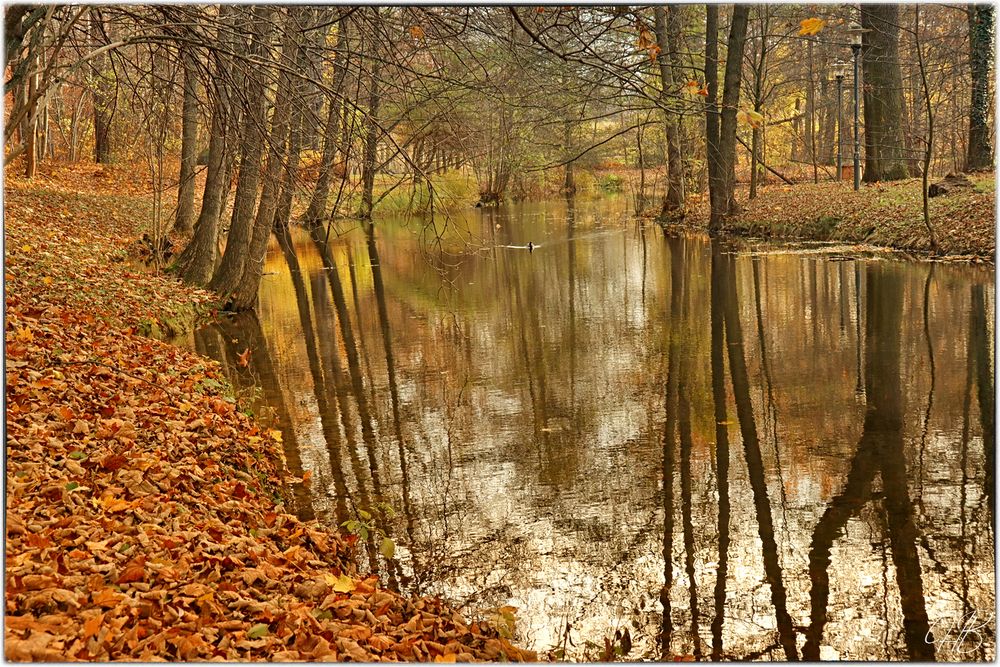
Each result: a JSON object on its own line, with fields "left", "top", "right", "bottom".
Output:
{"left": 679, "top": 175, "right": 995, "bottom": 260}
{"left": 5, "top": 163, "right": 537, "bottom": 662}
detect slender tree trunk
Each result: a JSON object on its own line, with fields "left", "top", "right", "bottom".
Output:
{"left": 90, "top": 9, "right": 112, "bottom": 164}
{"left": 208, "top": 6, "right": 272, "bottom": 297}
{"left": 176, "top": 23, "right": 232, "bottom": 287}
{"left": 228, "top": 8, "right": 299, "bottom": 311}
{"left": 914, "top": 6, "right": 938, "bottom": 253}
{"left": 24, "top": 55, "right": 37, "bottom": 178}
{"left": 173, "top": 47, "right": 199, "bottom": 234}
{"left": 302, "top": 19, "right": 348, "bottom": 228}
{"left": 966, "top": 4, "right": 994, "bottom": 171}
{"left": 861, "top": 5, "right": 910, "bottom": 181}
{"left": 654, "top": 5, "right": 685, "bottom": 220}
{"left": 360, "top": 22, "right": 382, "bottom": 221}
{"left": 710, "top": 5, "right": 750, "bottom": 231}
{"left": 704, "top": 5, "right": 722, "bottom": 229}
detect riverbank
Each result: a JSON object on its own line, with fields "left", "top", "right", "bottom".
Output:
{"left": 4, "top": 164, "right": 536, "bottom": 661}
{"left": 678, "top": 175, "right": 996, "bottom": 260}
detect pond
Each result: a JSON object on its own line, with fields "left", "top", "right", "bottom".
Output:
{"left": 182, "top": 196, "right": 995, "bottom": 661}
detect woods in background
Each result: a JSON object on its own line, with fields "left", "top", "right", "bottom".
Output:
{"left": 4, "top": 4, "right": 995, "bottom": 310}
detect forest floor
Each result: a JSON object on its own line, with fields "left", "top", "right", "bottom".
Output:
{"left": 680, "top": 174, "right": 996, "bottom": 260}
{"left": 4, "top": 163, "right": 536, "bottom": 661}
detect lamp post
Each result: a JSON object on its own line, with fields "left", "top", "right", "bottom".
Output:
{"left": 832, "top": 60, "right": 848, "bottom": 182}
{"left": 847, "top": 22, "right": 863, "bottom": 191}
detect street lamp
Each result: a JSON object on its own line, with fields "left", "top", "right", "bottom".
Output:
{"left": 846, "top": 21, "right": 864, "bottom": 191}
{"left": 831, "top": 59, "right": 848, "bottom": 182}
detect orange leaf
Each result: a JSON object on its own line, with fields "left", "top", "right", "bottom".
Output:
{"left": 82, "top": 613, "right": 105, "bottom": 641}
{"left": 117, "top": 556, "right": 146, "bottom": 584}
{"left": 237, "top": 348, "right": 251, "bottom": 368}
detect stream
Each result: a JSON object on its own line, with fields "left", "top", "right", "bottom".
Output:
{"left": 180, "top": 196, "right": 995, "bottom": 661}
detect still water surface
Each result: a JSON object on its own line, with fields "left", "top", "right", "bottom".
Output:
{"left": 187, "top": 197, "right": 995, "bottom": 661}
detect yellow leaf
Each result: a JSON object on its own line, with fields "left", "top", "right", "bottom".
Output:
{"left": 738, "top": 109, "right": 765, "bottom": 128}
{"left": 332, "top": 574, "right": 356, "bottom": 593}
{"left": 15, "top": 326, "right": 33, "bottom": 342}
{"left": 268, "top": 429, "right": 282, "bottom": 443}
{"left": 21, "top": 245, "right": 31, "bottom": 253}
{"left": 798, "top": 18, "right": 825, "bottom": 36}
{"left": 435, "top": 654, "right": 458, "bottom": 663}
{"left": 683, "top": 80, "right": 701, "bottom": 96}
{"left": 42, "top": 276, "right": 53, "bottom": 285}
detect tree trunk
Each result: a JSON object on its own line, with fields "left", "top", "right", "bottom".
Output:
{"left": 176, "top": 16, "right": 232, "bottom": 287}
{"left": 966, "top": 4, "right": 994, "bottom": 171}
{"left": 90, "top": 9, "right": 112, "bottom": 164}
{"left": 24, "top": 56, "right": 37, "bottom": 178}
{"left": 654, "top": 4, "right": 685, "bottom": 220}
{"left": 704, "top": 5, "right": 722, "bottom": 229}
{"left": 302, "top": 18, "right": 348, "bottom": 227}
{"left": 208, "top": 6, "right": 272, "bottom": 297}
{"left": 360, "top": 24, "right": 381, "bottom": 221}
{"left": 228, "top": 8, "right": 299, "bottom": 312}
{"left": 710, "top": 5, "right": 750, "bottom": 232}
{"left": 861, "top": 5, "right": 910, "bottom": 182}
{"left": 173, "top": 48, "right": 199, "bottom": 234}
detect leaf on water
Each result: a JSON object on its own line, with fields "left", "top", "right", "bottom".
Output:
{"left": 380, "top": 536, "right": 395, "bottom": 560}
{"left": 247, "top": 623, "right": 270, "bottom": 639}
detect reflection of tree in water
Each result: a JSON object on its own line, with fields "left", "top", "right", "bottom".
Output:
{"left": 804, "top": 264, "right": 933, "bottom": 661}
{"left": 205, "top": 209, "right": 995, "bottom": 661}
{"left": 196, "top": 311, "right": 315, "bottom": 521}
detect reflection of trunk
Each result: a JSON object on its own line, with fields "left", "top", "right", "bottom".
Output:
{"left": 708, "top": 242, "right": 731, "bottom": 661}
{"left": 970, "top": 284, "right": 994, "bottom": 526}
{"left": 173, "top": 47, "right": 199, "bottom": 234}
{"left": 213, "top": 312, "right": 315, "bottom": 520}
{"left": 364, "top": 222, "right": 416, "bottom": 544}
{"left": 277, "top": 226, "right": 351, "bottom": 523}
{"left": 659, "top": 237, "right": 683, "bottom": 658}
{"left": 720, "top": 251, "right": 798, "bottom": 660}
{"left": 866, "top": 266, "right": 933, "bottom": 660}
{"left": 805, "top": 265, "right": 934, "bottom": 661}
{"left": 311, "top": 270, "right": 380, "bottom": 574}
{"left": 678, "top": 369, "right": 702, "bottom": 659}
{"left": 310, "top": 227, "right": 400, "bottom": 587}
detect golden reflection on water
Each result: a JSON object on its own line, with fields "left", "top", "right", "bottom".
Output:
{"left": 194, "top": 197, "right": 995, "bottom": 661}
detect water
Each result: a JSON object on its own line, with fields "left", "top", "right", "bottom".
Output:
{"left": 185, "top": 197, "right": 995, "bottom": 661}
